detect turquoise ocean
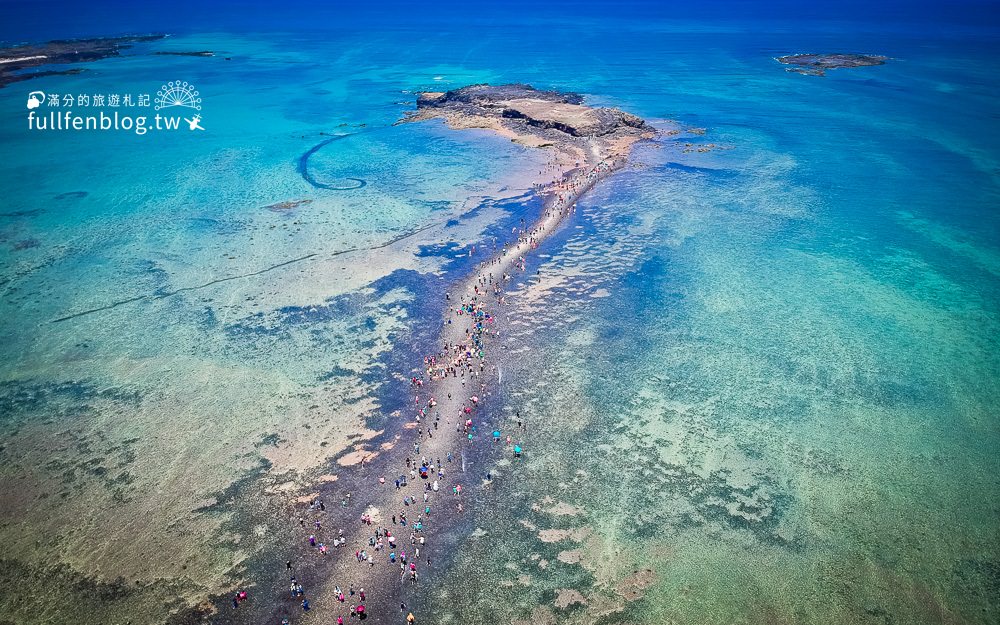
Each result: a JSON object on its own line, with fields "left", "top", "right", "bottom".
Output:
{"left": 0, "top": 3, "right": 998, "bottom": 624}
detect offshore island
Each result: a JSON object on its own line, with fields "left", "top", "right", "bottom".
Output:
{"left": 0, "top": 35, "right": 166, "bottom": 87}
{"left": 400, "top": 83, "right": 655, "bottom": 170}
{"left": 777, "top": 53, "right": 889, "bottom": 76}
{"left": 0, "top": 34, "right": 218, "bottom": 88}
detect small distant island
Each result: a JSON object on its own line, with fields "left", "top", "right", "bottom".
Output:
{"left": 777, "top": 53, "right": 888, "bottom": 76}
{"left": 399, "top": 83, "right": 655, "bottom": 168}
{"left": 153, "top": 50, "right": 215, "bottom": 57}
{"left": 0, "top": 34, "right": 166, "bottom": 87}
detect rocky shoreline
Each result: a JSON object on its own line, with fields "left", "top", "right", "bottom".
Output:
{"left": 0, "top": 34, "right": 167, "bottom": 88}
{"left": 399, "top": 83, "right": 656, "bottom": 166}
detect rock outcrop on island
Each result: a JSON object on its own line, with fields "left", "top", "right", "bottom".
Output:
{"left": 0, "top": 34, "right": 166, "bottom": 88}
{"left": 400, "top": 83, "right": 655, "bottom": 164}
{"left": 777, "top": 53, "right": 888, "bottom": 76}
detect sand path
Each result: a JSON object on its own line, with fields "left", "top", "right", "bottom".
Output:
{"left": 266, "top": 143, "right": 632, "bottom": 625}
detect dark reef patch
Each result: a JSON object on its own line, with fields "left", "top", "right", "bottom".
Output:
{"left": 318, "top": 365, "right": 358, "bottom": 381}
{"left": 12, "top": 239, "right": 40, "bottom": 250}
{"left": 54, "top": 191, "right": 88, "bottom": 200}
{"left": 419, "top": 199, "right": 455, "bottom": 212}
{"left": 0, "top": 379, "right": 141, "bottom": 420}
{"left": 951, "top": 557, "right": 1000, "bottom": 622}
{"left": 415, "top": 241, "right": 465, "bottom": 258}
{"left": 297, "top": 135, "right": 367, "bottom": 190}
{"left": 0, "top": 558, "right": 194, "bottom": 623}
{"left": 0, "top": 209, "right": 45, "bottom": 218}
{"left": 264, "top": 198, "right": 313, "bottom": 212}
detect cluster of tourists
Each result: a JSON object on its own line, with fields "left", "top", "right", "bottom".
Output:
{"left": 269, "top": 155, "right": 619, "bottom": 624}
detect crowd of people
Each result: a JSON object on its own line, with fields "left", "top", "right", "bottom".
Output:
{"left": 263, "top": 155, "right": 620, "bottom": 624}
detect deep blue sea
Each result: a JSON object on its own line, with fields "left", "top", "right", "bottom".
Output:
{"left": 0, "top": 2, "right": 998, "bottom": 623}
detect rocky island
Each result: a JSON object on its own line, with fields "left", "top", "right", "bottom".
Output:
{"left": 399, "top": 83, "right": 656, "bottom": 169}
{"left": 777, "top": 53, "right": 888, "bottom": 76}
{"left": 153, "top": 50, "right": 215, "bottom": 57}
{"left": 0, "top": 34, "right": 166, "bottom": 87}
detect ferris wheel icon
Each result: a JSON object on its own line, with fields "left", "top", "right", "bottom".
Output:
{"left": 154, "top": 81, "right": 202, "bottom": 111}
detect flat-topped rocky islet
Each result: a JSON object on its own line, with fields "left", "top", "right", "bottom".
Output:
{"left": 399, "top": 83, "right": 656, "bottom": 164}
{"left": 777, "top": 53, "right": 889, "bottom": 76}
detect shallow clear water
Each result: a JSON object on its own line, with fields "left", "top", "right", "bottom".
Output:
{"left": 0, "top": 9, "right": 998, "bottom": 625}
